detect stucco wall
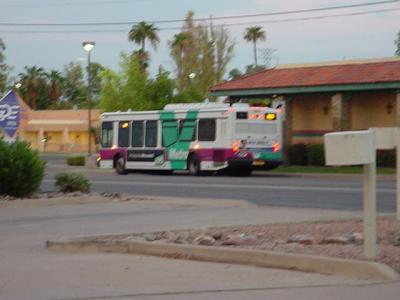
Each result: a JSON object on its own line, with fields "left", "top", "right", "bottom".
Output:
{"left": 291, "top": 91, "right": 396, "bottom": 144}
{"left": 292, "top": 94, "right": 332, "bottom": 143}
{"left": 351, "top": 91, "right": 396, "bottom": 129}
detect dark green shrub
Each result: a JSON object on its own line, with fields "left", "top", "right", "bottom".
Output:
{"left": 55, "top": 172, "right": 91, "bottom": 193}
{"left": 287, "top": 143, "right": 308, "bottom": 165}
{"left": 376, "top": 150, "right": 396, "bottom": 168}
{"left": 67, "top": 155, "right": 85, "bottom": 166}
{"left": 0, "top": 140, "right": 45, "bottom": 197}
{"left": 307, "top": 144, "right": 325, "bottom": 166}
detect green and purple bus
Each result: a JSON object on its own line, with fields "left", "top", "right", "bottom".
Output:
{"left": 98, "top": 102, "right": 283, "bottom": 176}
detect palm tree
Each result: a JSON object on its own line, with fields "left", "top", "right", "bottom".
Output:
{"left": 46, "top": 70, "right": 64, "bottom": 109}
{"left": 128, "top": 21, "right": 160, "bottom": 69}
{"left": 243, "top": 26, "right": 266, "bottom": 66}
{"left": 19, "top": 66, "right": 46, "bottom": 109}
{"left": 169, "top": 32, "right": 192, "bottom": 90}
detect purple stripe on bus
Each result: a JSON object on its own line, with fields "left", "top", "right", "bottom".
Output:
{"left": 100, "top": 148, "right": 251, "bottom": 161}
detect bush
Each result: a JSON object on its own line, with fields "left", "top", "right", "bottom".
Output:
{"left": 307, "top": 144, "right": 325, "bottom": 166}
{"left": 67, "top": 155, "right": 85, "bottom": 166}
{"left": 0, "top": 140, "right": 45, "bottom": 198}
{"left": 55, "top": 172, "right": 91, "bottom": 193}
{"left": 376, "top": 150, "right": 396, "bottom": 168}
{"left": 287, "top": 143, "right": 308, "bottom": 166}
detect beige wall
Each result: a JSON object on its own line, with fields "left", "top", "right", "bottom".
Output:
{"left": 21, "top": 109, "right": 101, "bottom": 153}
{"left": 351, "top": 91, "right": 396, "bottom": 129}
{"left": 292, "top": 94, "right": 332, "bottom": 131}
{"left": 292, "top": 94, "right": 332, "bottom": 144}
{"left": 291, "top": 91, "right": 397, "bottom": 144}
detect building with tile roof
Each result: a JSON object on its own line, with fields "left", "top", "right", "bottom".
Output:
{"left": 209, "top": 57, "right": 400, "bottom": 145}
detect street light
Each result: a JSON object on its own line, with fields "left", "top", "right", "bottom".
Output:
{"left": 82, "top": 41, "right": 95, "bottom": 157}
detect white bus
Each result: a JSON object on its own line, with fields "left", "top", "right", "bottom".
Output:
{"left": 98, "top": 102, "right": 283, "bottom": 176}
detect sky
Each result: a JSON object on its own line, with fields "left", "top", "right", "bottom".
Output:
{"left": 1, "top": 0, "right": 400, "bottom": 81}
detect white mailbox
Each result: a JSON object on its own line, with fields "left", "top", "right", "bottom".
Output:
{"left": 370, "top": 127, "right": 397, "bottom": 150}
{"left": 324, "top": 130, "right": 375, "bottom": 166}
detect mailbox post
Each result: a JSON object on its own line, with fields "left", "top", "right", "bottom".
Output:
{"left": 324, "top": 130, "right": 377, "bottom": 258}
{"left": 370, "top": 127, "right": 400, "bottom": 221}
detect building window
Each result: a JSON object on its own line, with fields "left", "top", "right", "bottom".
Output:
{"left": 198, "top": 119, "right": 216, "bottom": 141}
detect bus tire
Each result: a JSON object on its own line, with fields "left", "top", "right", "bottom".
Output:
{"left": 188, "top": 154, "right": 201, "bottom": 176}
{"left": 115, "top": 155, "right": 127, "bottom": 175}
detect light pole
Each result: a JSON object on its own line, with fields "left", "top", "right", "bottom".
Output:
{"left": 82, "top": 41, "right": 95, "bottom": 157}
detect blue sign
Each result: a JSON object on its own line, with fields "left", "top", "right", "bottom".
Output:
{"left": 0, "top": 91, "right": 20, "bottom": 137}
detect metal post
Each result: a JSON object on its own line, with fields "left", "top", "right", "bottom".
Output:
{"left": 87, "top": 50, "right": 92, "bottom": 157}
{"left": 397, "top": 128, "right": 400, "bottom": 220}
{"left": 363, "top": 160, "right": 377, "bottom": 258}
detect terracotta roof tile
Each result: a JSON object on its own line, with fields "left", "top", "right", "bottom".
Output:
{"left": 210, "top": 60, "right": 400, "bottom": 92}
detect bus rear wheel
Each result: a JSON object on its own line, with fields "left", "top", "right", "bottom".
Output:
{"left": 188, "top": 154, "right": 201, "bottom": 176}
{"left": 115, "top": 156, "right": 127, "bottom": 175}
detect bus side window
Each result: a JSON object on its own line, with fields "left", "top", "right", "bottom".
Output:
{"left": 179, "top": 120, "right": 196, "bottom": 141}
{"left": 162, "top": 120, "right": 178, "bottom": 147}
{"left": 198, "top": 119, "right": 216, "bottom": 141}
{"left": 131, "top": 121, "right": 144, "bottom": 147}
{"left": 101, "top": 122, "right": 113, "bottom": 148}
{"left": 118, "top": 121, "right": 130, "bottom": 147}
{"left": 145, "top": 120, "right": 158, "bottom": 147}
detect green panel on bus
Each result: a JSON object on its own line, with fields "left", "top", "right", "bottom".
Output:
{"left": 159, "top": 110, "right": 199, "bottom": 170}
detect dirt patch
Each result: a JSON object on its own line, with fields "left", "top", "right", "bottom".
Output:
{"left": 108, "top": 217, "right": 400, "bottom": 272}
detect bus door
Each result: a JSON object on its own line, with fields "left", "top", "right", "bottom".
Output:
{"left": 160, "top": 110, "right": 198, "bottom": 170}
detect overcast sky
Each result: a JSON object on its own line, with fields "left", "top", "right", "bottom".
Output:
{"left": 1, "top": 0, "right": 399, "bottom": 81}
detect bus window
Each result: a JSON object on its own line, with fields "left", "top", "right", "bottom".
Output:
{"left": 162, "top": 120, "right": 178, "bottom": 147}
{"left": 101, "top": 122, "right": 113, "bottom": 148}
{"left": 131, "top": 121, "right": 144, "bottom": 147}
{"left": 198, "top": 119, "right": 216, "bottom": 141}
{"left": 145, "top": 120, "right": 158, "bottom": 147}
{"left": 118, "top": 121, "right": 130, "bottom": 147}
{"left": 179, "top": 120, "right": 196, "bottom": 141}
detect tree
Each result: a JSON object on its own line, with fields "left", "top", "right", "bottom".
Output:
{"left": 62, "top": 62, "right": 86, "bottom": 106}
{"left": 169, "top": 11, "right": 235, "bottom": 99}
{"left": 228, "top": 68, "right": 243, "bottom": 80}
{"left": 19, "top": 66, "right": 47, "bottom": 109}
{"left": 0, "top": 38, "right": 10, "bottom": 95}
{"left": 169, "top": 32, "right": 192, "bottom": 90}
{"left": 395, "top": 31, "right": 400, "bottom": 56}
{"left": 243, "top": 26, "right": 266, "bottom": 66}
{"left": 128, "top": 21, "right": 160, "bottom": 70}
{"left": 89, "top": 62, "right": 105, "bottom": 102}
{"left": 46, "top": 70, "right": 64, "bottom": 109}
{"left": 245, "top": 64, "right": 265, "bottom": 74}
{"left": 99, "top": 53, "right": 175, "bottom": 112}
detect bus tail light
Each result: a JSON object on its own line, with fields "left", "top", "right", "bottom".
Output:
{"left": 273, "top": 142, "right": 280, "bottom": 152}
{"left": 232, "top": 141, "right": 240, "bottom": 152}
{"left": 232, "top": 140, "right": 247, "bottom": 152}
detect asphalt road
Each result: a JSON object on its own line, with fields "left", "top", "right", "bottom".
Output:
{"left": 41, "top": 155, "right": 397, "bottom": 213}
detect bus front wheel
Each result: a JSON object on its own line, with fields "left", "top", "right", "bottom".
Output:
{"left": 188, "top": 154, "right": 201, "bottom": 176}
{"left": 115, "top": 156, "right": 127, "bottom": 175}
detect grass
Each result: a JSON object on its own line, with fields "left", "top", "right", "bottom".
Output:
{"left": 270, "top": 165, "right": 396, "bottom": 175}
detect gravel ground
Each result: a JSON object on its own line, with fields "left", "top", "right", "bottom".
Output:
{"left": 135, "top": 217, "right": 400, "bottom": 272}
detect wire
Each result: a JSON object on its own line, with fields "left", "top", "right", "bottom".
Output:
{"left": 0, "top": 0, "right": 399, "bottom": 27}
{"left": 0, "top": 6, "right": 398, "bottom": 34}
{"left": 0, "top": 0, "right": 148, "bottom": 8}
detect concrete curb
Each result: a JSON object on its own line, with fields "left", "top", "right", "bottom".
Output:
{"left": 46, "top": 237, "right": 399, "bottom": 281}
